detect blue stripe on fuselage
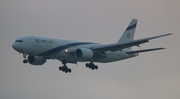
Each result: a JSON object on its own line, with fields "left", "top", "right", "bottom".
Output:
{"left": 126, "top": 23, "right": 137, "bottom": 31}
{"left": 38, "top": 42, "right": 95, "bottom": 56}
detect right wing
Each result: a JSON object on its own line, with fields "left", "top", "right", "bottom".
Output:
{"left": 91, "top": 33, "right": 172, "bottom": 52}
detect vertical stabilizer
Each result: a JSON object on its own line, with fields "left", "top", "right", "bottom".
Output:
{"left": 117, "top": 19, "right": 137, "bottom": 44}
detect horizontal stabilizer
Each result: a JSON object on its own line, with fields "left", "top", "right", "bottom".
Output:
{"left": 126, "top": 48, "right": 165, "bottom": 54}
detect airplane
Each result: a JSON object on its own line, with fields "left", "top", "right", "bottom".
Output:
{"left": 12, "top": 19, "right": 171, "bottom": 73}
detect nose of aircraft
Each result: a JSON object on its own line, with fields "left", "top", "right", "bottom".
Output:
{"left": 12, "top": 42, "right": 20, "bottom": 52}
{"left": 12, "top": 39, "right": 25, "bottom": 52}
{"left": 12, "top": 42, "right": 17, "bottom": 50}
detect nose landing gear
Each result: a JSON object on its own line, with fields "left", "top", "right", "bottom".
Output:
{"left": 23, "top": 59, "right": 28, "bottom": 63}
{"left": 20, "top": 53, "right": 28, "bottom": 64}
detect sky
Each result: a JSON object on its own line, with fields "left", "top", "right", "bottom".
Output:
{"left": 0, "top": 0, "right": 180, "bottom": 99}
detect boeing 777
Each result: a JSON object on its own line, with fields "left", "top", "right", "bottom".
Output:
{"left": 12, "top": 19, "right": 171, "bottom": 73}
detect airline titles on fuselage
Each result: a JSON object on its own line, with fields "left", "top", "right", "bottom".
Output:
{"left": 35, "top": 39, "right": 53, "bottom": 44}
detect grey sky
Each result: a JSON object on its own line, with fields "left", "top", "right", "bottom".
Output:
{"left": 0, "top": 0, "right": 180, "bottom": 99}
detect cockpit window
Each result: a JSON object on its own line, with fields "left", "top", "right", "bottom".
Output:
{"left": 15, "top": 40, "right": 23, "bottom": 42}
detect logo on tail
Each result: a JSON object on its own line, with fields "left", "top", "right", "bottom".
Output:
{"left": 127, "top": 33, "right": 130, "bottom": 38}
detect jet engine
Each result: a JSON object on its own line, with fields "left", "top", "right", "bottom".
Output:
{"left": 75, "top": 48, "right": 93, "bottom": 61}
{"left": 28, "top": 55, "right": 46, "bottom": 65}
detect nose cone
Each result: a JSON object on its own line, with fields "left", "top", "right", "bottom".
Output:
{"left": 12, "top": 38, "right": 25, "bottom": 52}
{"left": 12, "top": 42, "right": 17, "bottom": 51}
{"left": 12, "top": 42, "right": 21, "bottom": 52}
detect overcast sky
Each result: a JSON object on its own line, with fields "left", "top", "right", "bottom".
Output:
{"left": 0, "top": 0, "right": 180, "bottom": 99}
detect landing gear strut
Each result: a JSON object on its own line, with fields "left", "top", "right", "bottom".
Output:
{"left": 85, "top": 62, "right": 98, "bottom": 70}
{"left": 59, "top": 61, "right": 72, "bottom": 73}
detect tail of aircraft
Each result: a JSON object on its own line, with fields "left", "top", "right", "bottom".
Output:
{"left": 117, "top": 19, "right": 137, "bottom": 44}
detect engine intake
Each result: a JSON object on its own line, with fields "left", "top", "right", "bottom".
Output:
{"left": 75, "top": 48, "right": 93, "bottom": 61}
{"left": 28, "top": 55, "right": 46, "bottom": 65}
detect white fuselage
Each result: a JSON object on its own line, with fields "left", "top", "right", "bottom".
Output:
{"left": 12, "top": 36, "right": 137, "bottom": 63}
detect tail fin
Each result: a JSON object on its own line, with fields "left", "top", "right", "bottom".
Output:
{"left": 117, "top": 19, "right": 137, "bottom": 44}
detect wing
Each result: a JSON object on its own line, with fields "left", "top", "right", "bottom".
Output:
{"left": 126, "top": 48, "right": 165, "bottom": 54}
{"left": 91, "top": 33, "right": 172, "bottom": 52}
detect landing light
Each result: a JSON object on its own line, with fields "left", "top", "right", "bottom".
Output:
{"left": 65, "top": 49, "right": 68, "bottom": 53}
{"left": 20, "top": 52, "right": 24, "bottom": 56}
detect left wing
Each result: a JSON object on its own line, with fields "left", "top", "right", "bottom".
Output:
{"left": 91, "top": 33, "right": 172, "bottom": 52}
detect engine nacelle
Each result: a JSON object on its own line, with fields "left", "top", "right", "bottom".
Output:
{"left": 28, "top": 55, "right": 46, "bottom": 65}
{"left": 75, "top": 48, "right": 94, "bottom": 61}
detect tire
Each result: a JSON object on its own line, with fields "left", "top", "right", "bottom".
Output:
{"left": 59, "top": 66, "right": 62, "bottom": 70}
{"left": 68, "top": 69, "right": 72, "bottom": 73}
{"left": 85, "top": 63, "right": 89, "bottom": 67}
{"left": 23, "top": 60, "right": 28, "bottom": 63}
{"left": 95, "top": 65, "right": 98, "bottom": 69}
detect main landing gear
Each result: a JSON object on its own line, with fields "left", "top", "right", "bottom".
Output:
{"left": 86, "top": 62, "right": 98, "bottom": 70}
{"left": 59, "top": 61, "right": 98, "bottom": 73}
{"left": 59, "top": 61, "right": 72, "bottom": 73}
{"left": 59, "top": 66, "right": 71, "bottom": 73}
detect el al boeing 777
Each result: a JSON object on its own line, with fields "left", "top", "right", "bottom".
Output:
{"left": 12, "top": 19, "right": 171, "bottom": 73}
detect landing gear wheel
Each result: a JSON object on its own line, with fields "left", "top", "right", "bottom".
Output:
{"left": 95, "top": 65, "right": 98, "bottom": 69}
{"left": 59, "top": 66, "right": 62, "bottom": 70}
{"left": 23, "top": 60, "right": 28, "bottom": 63}
{"left": 86, "top": 63, "right": 89, "bottom": 67}
{"left": 68, "top": 68, "right": 72, "bottom": 73}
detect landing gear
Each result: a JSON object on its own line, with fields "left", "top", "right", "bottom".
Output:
{"left": 23, "top": 59, "right": 28, "bottom": 63}
{"left": 21, "top": 53, "right": 28, "bottom": 64}
{"left": 85, "top": 62, "right": 98, "bottom": 70}
{"left": 59, "top": 66, "right": 71, "bottom": 73}
{"left": 59, "top": 61, "right": 72, "bottom": 73}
